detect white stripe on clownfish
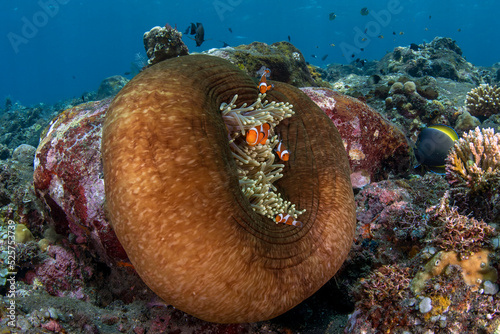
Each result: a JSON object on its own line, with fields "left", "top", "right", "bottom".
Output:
{"left": 258, "top": 68, "right": 274, "bottom": 94}
{"left": 246, "top": 123, "right": 270, "bottom": 146}
{"left": 275, "top": 213, "right": 303, "bottom": 227}
{"left": 274, "top": 140, "right": 289, "bottom": 161}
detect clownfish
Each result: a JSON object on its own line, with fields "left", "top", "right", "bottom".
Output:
{"left": 258, "top": 68, "right": 274, "bottom": 94}
{"left": 274, "top": 140, "right": 289, "bottom": 161}
{"left": 275, "top": 213, "right": 303, "bottom": 227}
{"left": 246, "top": 123, "right": 270, "bottom": 146}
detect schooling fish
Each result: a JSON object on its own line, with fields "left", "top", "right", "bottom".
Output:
{"left": 414, "top": 124, "right": 458, "bottom": 174}
{"left": 360, "top": 7, "right": 369, "bottom": 16}
{"left": 274, "top": 140, "right": 289, "bottom": 161}
{"left": 275, "top": 213, "right": 303, "bottom": 227}
{"left": 258, "top": 68, "right": 274, "bottom": 94}
{"left": 246, "top": 123, "right": 270, "bottom": 146}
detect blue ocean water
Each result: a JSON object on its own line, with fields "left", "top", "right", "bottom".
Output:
{"left": 1, "top": 0, "right": 499, "bottom": 105}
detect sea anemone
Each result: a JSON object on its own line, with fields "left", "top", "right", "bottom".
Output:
{"left": 465, "top": 84, "right": 500, "bottom": 117}
{"left": 101, "top": 54, "right": 356, "bottom": 323}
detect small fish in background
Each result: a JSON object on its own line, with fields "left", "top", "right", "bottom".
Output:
{"left": 393, "top": 31, "right": 396, "bottom": 35}
{"left": 256, "top": 67, "right": 274, "bottom": 94}
{"left": 414, "top": 124, "right": 458, "bottom": 174}
{"left": 429, "top": 15, "right": 432, "bottom": 19}
{"left": 399, "top": 31, "right": 404, "bottom": 35}
{"left": 275, "top": 213, "right": 302, "bottom": 227}
{"left": 321, "top": 54, "right": 328, "bottom": 61}
{"left": 378, "top": 35, "right": 384, "bottom": 39}
{"left": 457, "top": 28, "right": 461, "bottom": 32}
{"left": 228, "top": 27, "right": 233, "bottom": 33}
{"left": 360, "top": 7, "right": 369, "bottom": 16}
{"left": 330, "top": 43, "right": 335, "bottom": 47}
{"left": 311, "top": 54, "right": 317, "bottom": 58}
{"left": 329, "top": 12, "right": 336, "bottom": 21}
{"left": 186, "top": 22, "right": 206, "bottom": 46}
{"left": 219, "top": 41, "right": 230, "bottom": 47}
{"left": 288, "top": 35, "right": 291, "bottom": 42}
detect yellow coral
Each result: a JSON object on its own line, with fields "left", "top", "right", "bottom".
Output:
{"left": 14, "top": 224, "right": 34, "bottom": 243}
{"left": 465, "top": 84, "right": 500, "bottom": 117}
{"left": 411, "top": 249, "right": 498, "bottom": 294}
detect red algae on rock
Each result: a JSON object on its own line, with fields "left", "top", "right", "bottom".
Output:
{"left": 33, "top": 99, "right": 127, "bottom": 264}
{"left": 301, "top": 87, "right": 411, "bottom": 188}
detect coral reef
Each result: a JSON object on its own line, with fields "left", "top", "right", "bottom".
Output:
{"left": 300, "top": 87, "right": 411, "bottom": 188}
{"left": 204, "top": 41, "right": 320, "bottom": 87}
{"left": 5, "top": 38, "right": 500, "bottom": 333}
{"left": 446, "top": 127, "right": 500, "bottom": 222}
{"left": 143, "top": 25, "right": 188, "bottom": 66}
{"left": 465, "top": 83, "right": 500, "bottom": 117}
{"left": 102, "top": 54, "right": 355, "bottom": 323}
{"left": 33, "top": 99, "right": 127, "bottom": 264}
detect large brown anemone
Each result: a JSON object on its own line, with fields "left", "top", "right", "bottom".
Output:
{"left": 102, "top": 54, "right": 356, "bottom": 323}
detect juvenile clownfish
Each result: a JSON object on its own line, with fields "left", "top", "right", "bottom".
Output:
{"left": 275, "top": 213, "right": 303, "bottom": 227}
{"left": 258, "top": 68, "right": 274, "bottom": 94}
{"left": 274, "top": 140, "right": 289, "bottom": 161}
{"left": 246, "top": 123, "right": 270, "bottom": 146}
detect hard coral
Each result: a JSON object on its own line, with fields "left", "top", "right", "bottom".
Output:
{"left": 446, "top": 127, "right": 500, "bottom": 222}
{"left": 465, "top": 84, "right": 500, "bottom": 117}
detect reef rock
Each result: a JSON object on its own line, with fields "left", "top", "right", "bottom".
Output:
{"left": 143, "top": 25, "right": 189, "bottom": 65}
{"left": 33, "top": 99, "right": 127, "bottom": 264}
{"left": 377, "top": 37, "right": 481, "bottom": 84}
{"left": 204, "top": 41, "right": 319, "bottom": 87}
{"left": 300, "top": 87, "right": 411, "bottom": 188}
{"left": 96, "top": 75, "right": 129, "bottom": 100}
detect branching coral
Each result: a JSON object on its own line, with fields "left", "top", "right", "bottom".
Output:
{"left": 445, "top": 127, "right": 500, "bottom": 222}
{"left": 465, "top": 84, "right": 500, "bottom": 117}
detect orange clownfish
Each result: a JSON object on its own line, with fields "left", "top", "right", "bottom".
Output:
{"left": 258, "top": 68, "right": 274, "bottom": 94}
{"left": 274, "top": 140, "right": 289, "bottom": 161}
{"left": 246, "top": 123, "right": 270, "bottom": 146}
{"left": 275, "top": 213, "right": 303, "bottom": 227}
